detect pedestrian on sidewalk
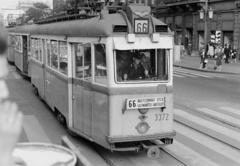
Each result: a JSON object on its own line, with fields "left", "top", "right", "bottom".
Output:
{"left": 214, "top": 46, "right": 223, "bottom": 71}
{"left": 224, "top": 44, "right": 230, "bottom": 64}
{"left": 231, "top": 48, "right": 237, "bottom": 63}
{"left": 199, "top": 47, "right": 208, "bottom": 69}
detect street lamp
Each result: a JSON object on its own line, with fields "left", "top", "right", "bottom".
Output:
{"left": 199, "top": 0, "right": 213, "bottom": 69}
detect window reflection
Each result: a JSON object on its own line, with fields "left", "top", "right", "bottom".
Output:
{"left": 95, "top": 44, "right": 107, "bottom": 84}
{"left": 51, "top": 41, "right": 58, "bottom": 70}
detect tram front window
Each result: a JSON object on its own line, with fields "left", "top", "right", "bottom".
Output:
{"left": 116, "top": 49, "right": 169, "bottom": 82}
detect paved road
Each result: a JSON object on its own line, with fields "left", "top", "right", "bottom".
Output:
{"left": 6, "top": 65, "right": 68, "bottom": 144}
{"left": 5, "top": 64, "right": 240, "bottom": 165}
{"left": 173, "top": 67, "right": 240, "bottom": 166}
{"left": 174, "top": 67, "right": 240, "bottom": 109}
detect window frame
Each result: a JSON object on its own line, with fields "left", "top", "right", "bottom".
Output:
{"left": 73, "top": 43, "right": 92, "bottom": 80}
{"left": 113, "top": 49, "right": 170, "bottom": 84}
{"left": 94, "top": 43, "right": 108, "bottom": 85}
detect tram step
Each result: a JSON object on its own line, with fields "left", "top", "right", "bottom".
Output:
{"left": 164, "top": 140, "right": 219, "bottom": 166}
{"left": 173, "top": 121, "right": 240, "bottom": 166}
{"left": 174, "top": 109, "right": 240, "bottom": 150}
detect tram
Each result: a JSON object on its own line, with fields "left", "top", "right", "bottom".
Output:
{"left": 8, "top": 3, "right": 175, "bottom": 156}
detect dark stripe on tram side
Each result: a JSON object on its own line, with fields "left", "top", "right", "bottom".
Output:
{"left": 29, "top": 59, "right": 44, "bottom": 68}
{"left": 72, "top": 78, "right": 172, "bottom": 95}
{"left": 28, "top": 60, "right": 173, "bottom": 95}
{"left": 45, "top": 66, "right": 68, "bottom": 83}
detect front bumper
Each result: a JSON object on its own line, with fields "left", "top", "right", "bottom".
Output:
{"left": 107, "top": 130, "right": 176, "bottom": 143}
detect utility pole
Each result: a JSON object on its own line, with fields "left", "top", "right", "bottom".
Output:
{"left": 203, "top": 0, "right": 208, "bottom": 61}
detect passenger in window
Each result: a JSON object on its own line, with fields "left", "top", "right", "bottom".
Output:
{"left": 127, "top": 53, "right": 147, "bottom": 80}
{"left": 60, "top": 62, "right": 68, "bottom": 74}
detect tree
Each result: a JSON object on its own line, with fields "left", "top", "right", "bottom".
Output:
{"left": 33, "top": 2, "right": 49, "bottom": 9}
{"left": 23, "top": 2, "right": 51, "bottom": 23}
{"left": 67, "top": 0, "right": 86, "bottom": 13}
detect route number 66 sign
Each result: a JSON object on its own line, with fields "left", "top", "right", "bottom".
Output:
{"left": 134, "top": 19, "right": 149, "bottom": 34}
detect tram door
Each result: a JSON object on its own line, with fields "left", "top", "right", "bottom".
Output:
{"left": 22, "top": 35, "right": 28, "bottom": 74}
{"left": 72, "top": 43, "right": 92, "bottom": 137}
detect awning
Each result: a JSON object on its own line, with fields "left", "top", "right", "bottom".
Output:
{"left": 113, "top": 36, "right": 173, "bottom": 50}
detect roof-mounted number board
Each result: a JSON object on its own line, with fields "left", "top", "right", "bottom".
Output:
{"left": 134, "top": 19, "right": 149, "bottom": 34}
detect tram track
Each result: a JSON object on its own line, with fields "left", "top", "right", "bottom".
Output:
{"left": 90, "top": 144, "right": 187, "bottom": 166}
{"left": 173, "top": 107, "right": 240, "bottom": 166}
{"left": 161, "top": 148, "right": 188, "bottom": 166}
{"left": 93, "top": 145, "right": 117, "bottom": 166}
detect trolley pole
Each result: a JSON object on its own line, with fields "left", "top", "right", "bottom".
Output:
{"left": 200, "top": 0, "right": 213, "bottom": 68}
{"left": 203, "top": 0, "right": 208, "bottom": 62}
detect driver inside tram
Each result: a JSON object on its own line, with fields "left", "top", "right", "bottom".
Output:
{"left": 123, "top": 52, "right": 149, "bottom": 81}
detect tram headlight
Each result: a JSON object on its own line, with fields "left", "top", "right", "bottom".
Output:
{"left": 136, "top": 122, "right": 150, "bottom": 134}
{"left": 138, "top": 108, "right": 149, "bottom": 115}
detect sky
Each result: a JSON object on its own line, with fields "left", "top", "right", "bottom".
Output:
{"left": 0, "top": 0, "right": 53, "bottom": 9}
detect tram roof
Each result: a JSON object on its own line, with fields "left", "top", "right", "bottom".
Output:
{"left": 8, "top": 13, "right": 169, "bottom": 37}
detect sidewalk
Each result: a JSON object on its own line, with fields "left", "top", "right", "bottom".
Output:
{"left": 174, "top": 56, "right": 240, "bottom": 75}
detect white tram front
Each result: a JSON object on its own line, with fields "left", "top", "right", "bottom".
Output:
{"left": 8, "top": 4, "right": 175, "bottom": 154}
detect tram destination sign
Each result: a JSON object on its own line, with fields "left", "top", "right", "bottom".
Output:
{"left": 134, "top": 18, "right": 149, "bottom": 34}
{"left": 126, "top": 97, "right": 165, "bottom": 110}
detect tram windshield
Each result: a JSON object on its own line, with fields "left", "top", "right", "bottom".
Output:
{"left": 115, "top": 49, "right": 169, "bottom": 82}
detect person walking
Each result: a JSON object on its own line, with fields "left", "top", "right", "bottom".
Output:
{"left": 224, "top": 44, "right": 230, "bottom": 64}
{"left": 214, "top": 46, "right": 223, "bottom": 71}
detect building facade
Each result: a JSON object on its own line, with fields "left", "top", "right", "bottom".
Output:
{"left": 17, "top": 1, "right": 34, "bottom": 11}
{"left": 0, "top": 9, "right": 24, "bottom": 27}
{"left": 153, "top": 0, "right": 240, "bottom": 55}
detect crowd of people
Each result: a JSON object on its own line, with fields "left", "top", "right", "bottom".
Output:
{"left": 200, "top": 43, "right": 238, "bottom": 71}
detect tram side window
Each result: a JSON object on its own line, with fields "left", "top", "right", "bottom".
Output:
{"left": 31, "top": 39, "right": 37, "bottom": 60}
{"left": 38, "top": 39, "right": 43, "bottom": 62}
{"left": 115, "top": 49, "right": 169, "bottom": 82}
{"left": 46, "top": 40, "right": 51, "bottom": 67}
{"left": 59, "top": 41, "right": 68, "bottom": 75}
{"left": 30, "top": 39, "right": 34, "bottom": 58}
{"left": 74, "top": 44, "right": 84, "bottom": 78}
{"left": 16, "top": 36, "right": 23, "bottom": 53}
{"left": 8, "top": 35, "right": 16, "bottom": 46}
{"left": 83, "top": 44, "right": 91, "bottom": 80}
{"left": 94, "top": 44, "right": 107, "bottom": 84}
{"left": 73, "top": 43, "right": 91, "bottom": 80}
{"left": 51, "top": 41, "right": 59, "bottom": 70}
{"left": 34, "top": 39, "right": 39, "bottom": 60}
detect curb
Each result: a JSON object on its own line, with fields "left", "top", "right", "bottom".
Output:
{"left": 174, "top": 64, "right": 240, "bottom": 75}
{"left": 61, "top": 136, "right": 93, "bottom": 166}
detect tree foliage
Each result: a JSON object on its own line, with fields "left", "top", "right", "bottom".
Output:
{"left": 23, "top": 2, "right": 51, "bottom": 23}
